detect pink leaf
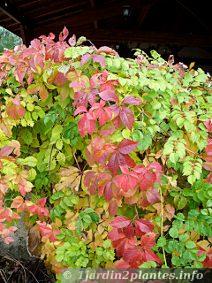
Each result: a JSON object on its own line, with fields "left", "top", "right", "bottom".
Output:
{"left": 109, "top": 199, "right": 118, "bottom": 216}
{"left": 78, "top": 112, "right": 96, "bottom": 137}
{"left": 0, "top": 146, "right": 14, "bottom": 158}
{"left": 68, "top": 34, "right": 76, "bottom": 46}
{"left": 118, "top": 139, "right": 138, "bottom": 154}
{"left": 92, "top": 54, "right": 106, "bottom": 68}
{"left": 4, "top": 236, "right": 14, "bottom": 244}
{"left": 110, "top": 216, "right": 131, "bottom": 229}
{"left": 205, "top": 119, "right": 212, "bottom": 133}
{"left": 99, "top": 89, "right": 118, "bottom": 102}
{"left": 74, "top": 106, "right": 87, "bottom": 115}
{"left": 81, "top": 53, "right": 91, "bottom": 65}
{"left": 146, "top": 188, "right": 160, "bottom": 204}
{"left": 59, "top": 26, "right": 69, "bottom": 41}
{"left": 123, "top": 96, "right": 141, "bottom": 105}
{"left": 97, "top": 46, "right": 118, "bottom": 56}
{"left": 119, "top": 107, "right": 134, "bottom": 129}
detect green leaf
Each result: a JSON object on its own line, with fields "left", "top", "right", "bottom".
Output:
{"left": 103, "top": 240, "right": 112, "bottom": 249}
{"left": 157, "top": 236, "right": 167, "bottom": 247}
{"left": 56, "top": 152, "right": 66, "bottom": 165}
{"left": 21, "top": 128, "right": 33, "bottom": 145}
{"left": 90, "top": 212, "right": 99, "bottom": 223}
{"left": 82, "top": 214, "right": 92, "bottom": 224}
{"left": 56, "top": 140, "right": 63, "bottom": 150}
{"left": 186, "top": 241, "right": 196, "bottom": 249}
{"left": 51, "top": 125, "right": 63, "bottom": 143}
{"left": 163, "top": 142, "right": 173, "bottom": 155}
{"left": 174, "top": 195, "right": 187, "bottom": 210}
{"left": 140, "top": 261, "right": 157, "bottom": 268}
{"left": 17, "top": 156, "right": 37, "bottom": 167}
{"left": 28, "top": 168, "right": 37, "bottom": 181}
{"left": 169, "top": 227, "right": 179, "bottom": 238}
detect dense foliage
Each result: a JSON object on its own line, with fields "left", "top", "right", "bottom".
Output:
{"left": 0, "top": 28, "right": 211, "bottom": 280}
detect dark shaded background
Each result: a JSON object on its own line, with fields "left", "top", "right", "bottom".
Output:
{"left": 0, "top": 0, "right": 211, "bottom": 72}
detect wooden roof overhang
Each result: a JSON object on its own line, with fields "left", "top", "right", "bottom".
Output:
{"left": 0, "top": 0, "right": 211, "bottom": 47}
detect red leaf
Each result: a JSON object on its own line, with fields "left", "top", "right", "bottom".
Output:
{"left": 109, "top": 199, "right": 118, "bottom": 215}
{"left": 204, "top": 119, "right": 212, "bottom": 133}
{"left": 123, "top": 247, "right": 144, "bottom": 268}
{"left": 143, "top": 249, "right": 162, "bottom": 264}
{"left": 139, "top": 170, "right": 156, "bottom": 190}
{"left": 122, "top": 96, "right": 141, "bottom": 105}
{"left": 39, "top": 85, "right": 48, "bottom": 100}
{"left": 104, "top": 182, "right": 113, "bottom": 201}
{"left": 119, "top": 107, "right": 134, "bottom": 129}
{"left": 122, "top": 224, "right": 135, "bottom": 238}
{"left": 78, "top": 112, "right": 96, "bottom": 137}
{"left": 54, "top": 72, "right": 67, "bottom": 86}
{"left": 113, "top": 174, "right": 138, "bottom": 197}
{"left": 108, "top": 151, "right": 135, "bottom": 174}
{"left": 118, "top": 139, "right": 138, "bottom": 154}
{"left": 203, "top": 248, "right": 212, "bottom": 268}
{"left": 91, "top": 101, "right": 112, "bottom": 126}
{"left": 108, "top": 228, "right": 125, "bottom": 242}
{"left": 114, "top": 259, "right": 131, "bottom": 268}
{"left": 135, "top": 219, "right": 154, "bottom": 236}
{"left": 110, "top": 216, "right": 131, "bottom": 229}
{"left": 140, "top": 232, "right": 156, "bottom": 249}
{"left": 206, "top": 142, "right": 212, "bottom": 156}
{"left": 6, "top": 102, "right": 25, "bottom": 120}
{"left": 114, "top": 237, "right": 136, "bottom": 257}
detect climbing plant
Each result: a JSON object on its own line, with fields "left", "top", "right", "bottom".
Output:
{"left": 0, "top": 27, "right": 211, "bottom": 281}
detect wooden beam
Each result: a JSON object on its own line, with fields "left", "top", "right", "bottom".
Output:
{"left": 0, "top": 2, "right": 22, "bottom": 24}
{"left": 79, "top": 29, "right": 212, "bottom": 48}
{"left": 32, "top": 25, "right": 212, "bottom": 48}
{"left": 34, "top": 0, "right": 135, "bottom": 26}
{"left": 0, "top": 0, "right": 32, "bottom": 44}
{"left": 26, "top": 0, "right": 87, "bottom": 19}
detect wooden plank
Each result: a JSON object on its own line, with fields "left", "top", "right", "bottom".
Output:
{"left": 33, "top": 0, "right": 135, "bottom": 26}
{"left": 0, "top": 2, "right": 22, "bottom": 24}
{"left": 79, "top": 29, "right": 212, "bottom": 47}
{"left": 31, "top": 24, "right": 212, "bottom": 48}
{"left": 25, "top": 0, "right": 87, "bottom": 18}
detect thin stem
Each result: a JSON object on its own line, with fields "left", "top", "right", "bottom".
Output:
{"left": 159, "top": 186, "right": 168, "bottom": 267}
{"left": 73, "top": 152, "right": 81, "bottom": 171}
{"left": 185, "top": 147, "right": 197, "bottom": 156}
{"left": 133, "top": 205, "right": 139, "bottom": 220}
{"left": 48, "top": 145, "right": 54, "bottom": 172}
